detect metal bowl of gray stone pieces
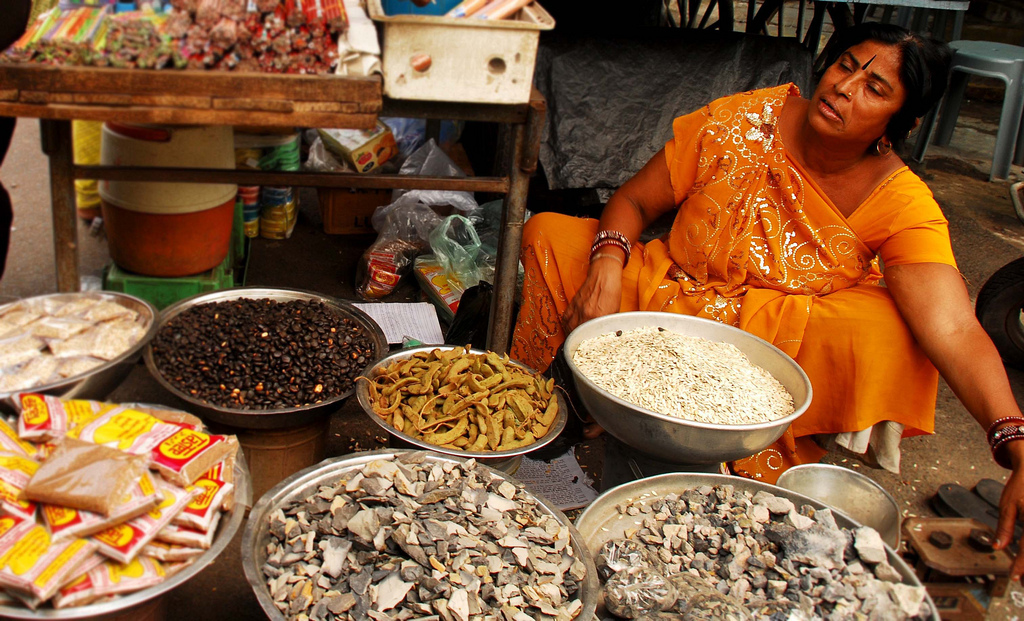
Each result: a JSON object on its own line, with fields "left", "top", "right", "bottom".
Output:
{"left": 0, "top": 291, "right": 158, "bottom": 413}
{"left": 576, "top": 472, "right": 938, "bottom": 620}
{"left": 563, "top": 311, "right": 812, "bottom": 464}
{"left": 242, "top": 448, "right": 598, "bottom": 621}
{"left": 777, "top": 463, "right": 902, "bottom": 550}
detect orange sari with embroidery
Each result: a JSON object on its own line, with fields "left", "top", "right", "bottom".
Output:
{"left": 510, "top": 84, "right": 958, "bottom": 482}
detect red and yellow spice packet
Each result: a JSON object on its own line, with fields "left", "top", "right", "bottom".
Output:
{"left": 0, "top": 451, "right": 40, "bottom": 520}
{"left": 0, "top": 525, "right": 97, "bottom": 607}
{"left": 90, "top": 481, "right": 197, "bottom": 564}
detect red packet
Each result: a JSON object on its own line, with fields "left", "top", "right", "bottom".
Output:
{"left": 0, "top": 418, "right": 38, "bottom": 459}
{"left": 173, "top": 472, "right": 232, "bottom": 531}
{"left": 151, "top": 431, "right": 236, "bottom": 487}
{"left": 15, "top": 394, "right": 111, "bottom": 442}
{"left": 41, "top": 472, "right": 162, "bottom": 541}
{"left": 0, "top": 452, "right": 40, "bottom": 520}
{"left": 90, "top": 482, "right": 197, "bottom": 564}
{"left": 0, "top": 526, "right": 97, "bottom": 606}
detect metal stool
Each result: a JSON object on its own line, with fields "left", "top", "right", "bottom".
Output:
{"left": 913, "top": 40, "right": 1024, "bottom": 181}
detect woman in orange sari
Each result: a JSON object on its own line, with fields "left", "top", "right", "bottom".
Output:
{"left": 512, "top": 23, "right": 1024, "bottom": 580}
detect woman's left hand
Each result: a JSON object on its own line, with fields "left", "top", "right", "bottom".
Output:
{"left": 996, "top": 448, "right": 1024, "bottom": 581}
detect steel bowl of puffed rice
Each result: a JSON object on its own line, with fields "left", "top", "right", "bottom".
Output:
{"left": 563, "top": 312, "right": 812, "bottom": 464}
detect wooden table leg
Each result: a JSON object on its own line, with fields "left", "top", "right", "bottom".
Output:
{"left": 487, "top": 91, "right": 546, "bottom": 355}
{"left": 39, "top": 119, "right": 79, "bottom": 293}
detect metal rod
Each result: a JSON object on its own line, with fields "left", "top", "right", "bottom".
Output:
{"left": 71, "top": 165, "right": 511, "bottom": 193}
{"left": 40, "top": 119, "right": 79, "bottom": 293}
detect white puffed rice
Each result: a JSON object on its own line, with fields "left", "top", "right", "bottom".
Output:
{"left": 572, "top": 326, "right": 794, "bottom": 425}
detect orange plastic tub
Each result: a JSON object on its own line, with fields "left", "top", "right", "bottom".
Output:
{"left": 101, "top": 196, "right": 236, "bottom": 277}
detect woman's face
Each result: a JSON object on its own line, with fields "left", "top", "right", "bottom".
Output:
{"left": 809, "top": 40, "right": 907, "bottom": 145}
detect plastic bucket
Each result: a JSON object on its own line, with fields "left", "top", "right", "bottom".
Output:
{"left": 99, "top": 123, "right": 237, "bottom": 277}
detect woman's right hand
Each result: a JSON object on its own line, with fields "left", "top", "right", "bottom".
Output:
{"left": 561, "top": 255, "right": 623, "bottom": 335}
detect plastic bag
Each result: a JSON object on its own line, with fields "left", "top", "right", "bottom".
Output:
{"left": 356, "top": 202, "right": 442, "bottom": 300}
{"left": 604, "top": 567, "right": 678, "bottom": 618}
{"left": 429, "top": 214, "right": 489, "bottom": 289}
{"left": 383, "top": 139, "right": 478, "bottom": 218}
{"left": 303, "top": 133, "right": 351, "bottom": 173}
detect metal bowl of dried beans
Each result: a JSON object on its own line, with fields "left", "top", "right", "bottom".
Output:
{"left": 144, "top": 287, "right": 387, "bottom": 429}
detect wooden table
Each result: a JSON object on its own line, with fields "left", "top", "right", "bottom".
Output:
{"left": 0, "top": 64, "right": 546, "bottom": 354}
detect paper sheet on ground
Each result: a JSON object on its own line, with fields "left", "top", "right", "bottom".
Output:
{"left": 517, "top": 448, "right": 599, "bottom": 511}
{"left": 353, "top": 303, "right": 444, "bottom": 345}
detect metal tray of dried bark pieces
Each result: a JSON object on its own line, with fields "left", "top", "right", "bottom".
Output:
{"left": 242, "top": 448, "right": 599, "bottom": 621}
{"left": 575, "top": 472, "right": 939, "bottom": 621}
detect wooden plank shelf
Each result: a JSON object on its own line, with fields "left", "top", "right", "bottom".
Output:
{"left": 0, "top": 64, "right": 382, "bottom": 128}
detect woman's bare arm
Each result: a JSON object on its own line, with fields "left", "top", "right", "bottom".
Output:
{"left": 561, "top": 148, "right": 678, "bottom": 333}
{"left": 886, "top": 262, "right": 1024, "bottom": 580}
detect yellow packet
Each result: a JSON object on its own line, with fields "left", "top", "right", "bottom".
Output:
{"left": 0, "top": 525, "right": 97, "bottom": 606}
{"left": 15, "top": 394, "right": 113, "bottom": 442}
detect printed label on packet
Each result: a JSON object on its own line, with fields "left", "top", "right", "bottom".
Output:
{"left": 90, "top": 482, "right": 197, "bottom": 564}
{"left": 151, "top": 429, "right": 235, "bottom": 487}
{"left": 16, "top": 394, "right": 112, "bottom": 441}
{"left": 42, "top": 472, "right": 160, "bottom": 541}
{"left": 69, "top": 407, "right": 181, "bottom": 455}
{"left": 172, "top": 474, "right": 233, "bottom": 532}
{"left": 0, "top": 525, "right": 97, "bottom": 604}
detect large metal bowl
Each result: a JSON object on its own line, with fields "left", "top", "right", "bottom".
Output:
{"left": 143, "top": 287, "right": 387, "bottom": 429}
{"left": 0, "top": 447, "right": 253, "bottom": 620}
{"left": 355, "top": 346, "right": 568, "bottom": 465}
{"left": 241, "top": 449, "right": 599, "bottom": 621}
{"left": 575, "top": 472, "right": 937, "bottom": 620}
{"left": 776, "top": 463, "right": 901, "bottom": 550}
{"left": 563, "top": 312, "right": 812, "bottom": 464}
{"left": 0, "top": 292, "right": 158, "bottom": 414}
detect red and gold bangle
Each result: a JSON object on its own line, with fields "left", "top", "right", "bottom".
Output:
{"left": 591, "top": 230, "right": 631, "bottom": 264}
{"left": 988, "top": 416, "right": 1024, "bottom": 444}
{"left": 993, "top": 432, "right": 1024, "bottom": 469}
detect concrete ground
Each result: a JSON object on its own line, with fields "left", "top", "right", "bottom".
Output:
{"left": 3, "top": 96, "right": 1024, "bottom": 617}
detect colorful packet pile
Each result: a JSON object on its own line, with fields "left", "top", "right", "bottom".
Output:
{"left": 0, "top": 395, "right": 240, "bottom": 611}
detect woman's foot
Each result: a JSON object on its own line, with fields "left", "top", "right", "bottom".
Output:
{"left": 583, "top": 423, "right": 605, "bottom": 439}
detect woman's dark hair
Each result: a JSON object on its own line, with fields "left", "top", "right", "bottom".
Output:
{"left": 817, "top": 22, "right": 952, "bottom": 150}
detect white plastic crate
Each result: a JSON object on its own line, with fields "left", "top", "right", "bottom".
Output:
{"left": 367, "top": 0, "right": 555, "bottom": 104}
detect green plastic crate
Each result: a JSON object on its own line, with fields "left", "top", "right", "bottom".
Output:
{"left": 103, "top": 255, "right": 235, "bottom": 310}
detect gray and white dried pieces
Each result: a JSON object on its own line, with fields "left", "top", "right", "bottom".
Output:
{"left": 572, "top": 327, "right": 794, "bottom": 425}
{"left": 598, "top": 485, "right": 931, "bottom": 620}
{"left": 261, "top": 453, "right": 587, "bottom": 621}
{"left": 152, "top": 298, "right": 376, "bottom": 409}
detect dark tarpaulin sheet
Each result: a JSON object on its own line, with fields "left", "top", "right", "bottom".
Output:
{"left": 535, "top": 29, "right": 814, "bottom": 190}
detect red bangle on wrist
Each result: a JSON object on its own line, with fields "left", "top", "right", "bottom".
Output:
{"left": 988, "top": 416, "right": 1024, "bottom": 444}
{"left": 591, "top": 230, "right": 631, "bottom": 264}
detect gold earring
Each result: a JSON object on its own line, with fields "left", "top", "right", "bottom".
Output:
{"left": 875, "top": 138, "right": 892, "bottom": 156}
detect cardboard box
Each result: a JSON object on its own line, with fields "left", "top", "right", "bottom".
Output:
{"left": 317, "top": 188, "right": 392, "bottom": 235}
{"left": 318, "top": 122, "right": 398, "bottom": 173}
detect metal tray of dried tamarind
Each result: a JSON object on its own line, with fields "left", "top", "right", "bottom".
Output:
{"left": 355, "top": 346, "right": 568, "bottom": 461}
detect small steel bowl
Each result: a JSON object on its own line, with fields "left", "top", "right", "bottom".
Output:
{"left": 563, "top": 312, "right": 812, "bottom": 464}
{"left": 242, "top": 448, "right": 598, "bottom": 621}
{"left": 776, "top": 463, "right": 901, "bottom": 549}
{"left": 0, "top": 292, "right": 158, "bottom": 413}
{"left": 0, "top": 449, "right": 252, "bottom": 620}
{"left": 355, "top": 346, "right": 568, "bottom": 469}
{"left": 575, "top": 472, "right": 936, "bottom": 620}
{"left": 143, "top": 287, "right": 387, "bottom": 430}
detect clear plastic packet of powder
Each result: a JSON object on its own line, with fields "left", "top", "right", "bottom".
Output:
{"left": 41, "top": 472, "right": 161, "bottom": 541}
{"left": 24, "top": 438, "right": 148, "bottom": 516}
{"left": 90, "top": 482, "right": 197, "bottom": 564}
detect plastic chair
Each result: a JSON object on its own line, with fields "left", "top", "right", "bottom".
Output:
{"left": 912, "top": 40, "right": 1024, "bottom": 181}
